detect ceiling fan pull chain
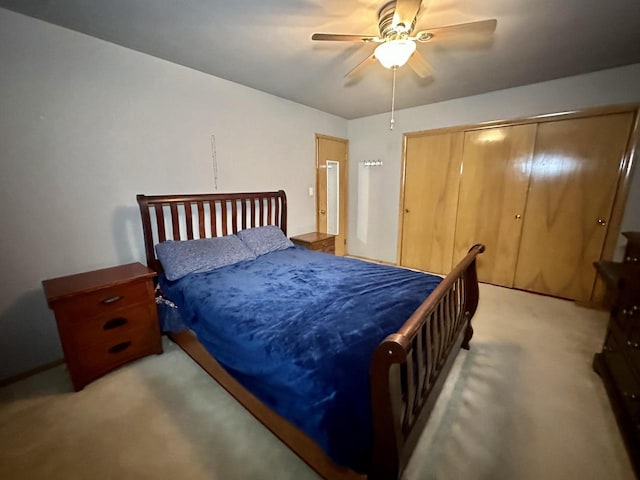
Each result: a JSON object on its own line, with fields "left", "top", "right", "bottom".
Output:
{"left": 390, "top": 66, "right": 397, "bottom": 130}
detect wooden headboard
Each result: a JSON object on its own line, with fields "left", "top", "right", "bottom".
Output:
{"left": 136, "top": 190, "right": 287, "bottom": 273}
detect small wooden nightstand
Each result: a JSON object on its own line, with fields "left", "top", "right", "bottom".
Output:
{"left": 42, "top": 262, "right": 162, "bottom": 391}
{"left": 290, "top": 232, "right": 336, "bottom": 254}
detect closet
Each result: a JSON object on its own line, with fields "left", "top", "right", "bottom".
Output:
{"left": 399, "top": 106, "right": 638, "bottom": 302}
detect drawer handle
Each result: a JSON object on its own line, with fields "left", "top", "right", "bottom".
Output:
{"left": 103, "top": 317, "right": 128, "bottom": 330}
{"left": 624, "top": 391, "right": 640, "bottom": 402}
{"left": 101, "top": 295, "right": 123, "bottom": 305}
{"left": 108, "top": 341, "right": 132, "bottom": 354}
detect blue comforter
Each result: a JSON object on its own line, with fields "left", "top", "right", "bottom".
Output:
{"left": 160, "top": 246, "right": 441, "bottom": 472}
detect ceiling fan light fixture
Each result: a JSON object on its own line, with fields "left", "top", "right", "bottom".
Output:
{"left": 374, "top": 39, "right": 416, "bottom": 69}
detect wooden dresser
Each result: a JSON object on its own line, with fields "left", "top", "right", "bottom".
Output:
{"left": 43, "top": 263, "right": 162, "bottom": 391}
{"left": 593, "top": 232, "right": 640, "bottom": 475}
{"left": 290, "top": 232, "right": 336, "bottom": 254}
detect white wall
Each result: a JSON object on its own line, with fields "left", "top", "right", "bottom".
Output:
{"left": 0, "top": 8, "right": 347, "bottom": 380}
{"left": 347, "top": 64, "right": 640, "bottom": 263}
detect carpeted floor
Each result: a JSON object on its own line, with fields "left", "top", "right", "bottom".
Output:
{"left": 0, "top": 284, "right": 634, "bottom": 479}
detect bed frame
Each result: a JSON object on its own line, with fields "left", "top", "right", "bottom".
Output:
{"left": 137, "top": 190, "right": 484, "bottom": 480}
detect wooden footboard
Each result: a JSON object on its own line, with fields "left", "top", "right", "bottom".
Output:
{"left": 370, "top": 244, "right": 485, "bottom": 480}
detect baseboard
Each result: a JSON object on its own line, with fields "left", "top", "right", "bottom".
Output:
{"left": 346, "top": 254, "right": 397, "bottom": 266}
{"left": 0, "top": 358, "right": 65, "bottom": 388}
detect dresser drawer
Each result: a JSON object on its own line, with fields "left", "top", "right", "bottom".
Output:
{"left": 625, "top": 243, "right": 640, "bottom": 264}
{"left": 619, "top": 309, "right": 640, "bottom": 378}
{"left": 603, "top": 335, "right": 640, "bottom": 421}
{"left": 55, "top": 280, "right": 152, "bottom": 322}
{"left": 623, "top": 232, "right": 640, "bottom": 263}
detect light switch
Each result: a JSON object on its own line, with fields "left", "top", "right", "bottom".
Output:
{"left": 308, "top": 187, "right": 314, "bottom": 196}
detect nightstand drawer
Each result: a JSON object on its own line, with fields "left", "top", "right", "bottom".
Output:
{"left": 75, "top": 327, "right": 160, "bottom": 376}
{"left": 56, "top": 280, "right": 151, "bottom": 322}
{"left": 71, "top": 302, "right": 157, "bottom": 347}
{"left": 310, "top": 239, "right": 335, "bottom": 252}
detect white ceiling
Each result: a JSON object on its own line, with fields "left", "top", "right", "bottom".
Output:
{"left": 2, "top": 0, "right": 640, "bottom": 119}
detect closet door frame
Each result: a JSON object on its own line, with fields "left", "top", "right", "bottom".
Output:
{"left": 398, "top": 103, "right": 640, "bottom": 301}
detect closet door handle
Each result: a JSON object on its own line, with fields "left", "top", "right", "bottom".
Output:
{"left": 597, "top": 218, "right": 607, "bottom": 226}
{"left": 515, "top": 214, "right": 522, "bottom": 220}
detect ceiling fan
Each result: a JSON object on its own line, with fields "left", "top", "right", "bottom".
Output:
{"left": 311, "top": 0, "right": 497, "bottom": 79}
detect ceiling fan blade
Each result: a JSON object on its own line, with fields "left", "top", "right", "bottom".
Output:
{"left": 345, "top": 53, "right": 377, "bottom": 78}
{"left": 312, "top": 33, "right": 380, "bottom": 43}
{"left": 392, "top": 0, "right": 422, "bottom": 31}
{"left": 407, "top": 51, "right": 433, "bottom": 78}
{"left": 416, "top": 19, "right": 497, "bottom": 42}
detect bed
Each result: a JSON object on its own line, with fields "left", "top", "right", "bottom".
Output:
{"left": 137, "top": 190, "right": 484, "bottom": 480}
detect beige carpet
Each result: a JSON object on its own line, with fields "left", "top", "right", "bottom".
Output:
{"left": 0, "top": 284, "right": 634, "bottom": 479}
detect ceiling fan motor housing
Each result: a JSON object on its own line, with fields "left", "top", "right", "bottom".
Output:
{"left": 378, "top": 0, "right": 416, "bottom": 39}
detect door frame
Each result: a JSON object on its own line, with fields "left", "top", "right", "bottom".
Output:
{"left": 315, "top": 134, "right": 349, "bottom": 255}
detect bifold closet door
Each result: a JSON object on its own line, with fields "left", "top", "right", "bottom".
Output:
{"left": 513, "top": 113, "right": 634, "bottom": 302}
{"left": 400, "top": 132, "right": 463, "bottom": 274}
{"left": 453, "top": 124, "right": 538, "bottom": 286}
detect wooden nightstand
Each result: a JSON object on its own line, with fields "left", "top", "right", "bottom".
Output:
{"left": 290, "top": 232, "right": 336, "bottom": 254}
{"left": 42, "top": 262, "right": 162, "bottom": 391}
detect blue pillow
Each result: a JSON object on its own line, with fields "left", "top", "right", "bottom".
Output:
{"left": 155, "top": 235, "right": 256, "bottom": 281}
{"left": 237, "top": 226, "right": 294, "bottom": 257}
